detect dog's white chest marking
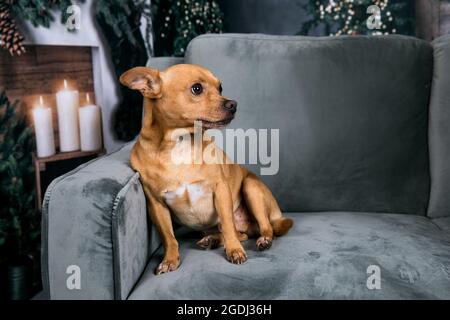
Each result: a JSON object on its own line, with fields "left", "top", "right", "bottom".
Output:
{"left": 163, "top": 182, "right": 217, "bottom": 230}
{"left": 165, "top": 183, "right": 205, "bottom": 205}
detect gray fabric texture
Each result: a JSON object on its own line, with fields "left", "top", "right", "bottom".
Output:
{"left": 128, "top": 212, "right": 450, "bottom": 300}
{"left": 146, "top": 56, "right": 184, "bottom": 70}
{"left": 42, "top": 142, "right": 158, "bottom": 300}
{"left": 432, "top": 217, "right": 450, "bottom": 233}
{"left": 428, "top": 34, "right": 450, "bottom": 218}
{"left": 111, "top": 172, "right": 148, "bottom": 300}
{"left": 185, "top": 34, "right": 432, "bottom": 214}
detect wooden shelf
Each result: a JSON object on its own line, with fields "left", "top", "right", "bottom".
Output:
{"left": 33, "top": 148, "right": 106, "bottom": 210}
{"left": 34, "top": 149, "right": 106, "bottom": 166}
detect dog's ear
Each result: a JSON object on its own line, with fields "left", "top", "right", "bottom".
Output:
{"left": 120, "top": 67, "right": 162, "bottom": 99}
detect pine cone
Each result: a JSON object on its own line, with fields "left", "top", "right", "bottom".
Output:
{"left": 0, "top": 2, "right": 26, "bottom": 56}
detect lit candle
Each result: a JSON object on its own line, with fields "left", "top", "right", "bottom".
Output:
{"left": 79, "top": 93, "right": 102, "bottom": 151}
{"left": 56, "top": 79, "right": 80, "bottom": 152}
{"left": 32, "top": 96, "right": 56, "bottom": 158}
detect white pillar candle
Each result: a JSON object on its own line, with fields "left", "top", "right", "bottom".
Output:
{"left": 79, "top": 94, "right": 102, "bottom": 151}
{"left": 32, "top": 96, "right": 56, "bottom": 158}
{"left": 56, "top": 79, "right": 80, "bottom": 152}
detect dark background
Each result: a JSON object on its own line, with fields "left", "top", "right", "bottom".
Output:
{"left": 219, "top": 0, "right": 310, "bottom": 35}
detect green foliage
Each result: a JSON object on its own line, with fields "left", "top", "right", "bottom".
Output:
{"left": 153, "top": 0, "right": 224, "bottom": 57}
{"left": 300, "top": 0, "right": 414, "bottom": 37}
{"left": 0, "top": 90, "right": 36, "bottom": 260}
{"left": 9, "top": 0, "right": 85, "bottom": 28}
{"left": 95, "top": 0, "right": 142, "bottom": 47}
{"left": 94, "top": 0, "right": 149, "bottom": 141}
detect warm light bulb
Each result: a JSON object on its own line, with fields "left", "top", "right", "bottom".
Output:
{"left": 86, "top": 93, "right": 90, "bottom": 104}
{"left": 64, "top": 79, "right": 68, "bottom": 90}
{"left": 39, "top": 95, "right": 44, "bottom": 107}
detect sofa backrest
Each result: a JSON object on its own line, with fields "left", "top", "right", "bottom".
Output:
{"left": 182, "top": 34, "right": 434, "bottom": 214}
{"left": 428, "top": 35, "right": 450, "bottom": 218}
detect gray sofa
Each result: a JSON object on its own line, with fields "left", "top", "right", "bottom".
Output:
{"left": 41, "top": 34, "right": 450, "bottom": 299}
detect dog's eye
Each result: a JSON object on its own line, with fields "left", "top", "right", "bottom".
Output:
{"left": 219, "top": 84, "right": 223, "bottom": 94}
{"left": 191, "top": 83, "right": 203, "bottom": 96}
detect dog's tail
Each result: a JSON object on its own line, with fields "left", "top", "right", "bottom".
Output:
{"left": 267, "top": 195, "right": 293, "bottom": 237}
{"left": 271, "top": 217, "right": 294, "bottom": 236}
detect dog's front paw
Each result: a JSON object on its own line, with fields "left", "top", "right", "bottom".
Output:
{"left": 155, "top": 257, "right": 180, "bottom": 275}
{"left": 256, "top": 236, "right": 272, "bottom": 251}
{"left": 225, "top": 246, "right": 247, "bottom": 264}
{"left": 197, "top": 235, "right": 220, "bottom": 249}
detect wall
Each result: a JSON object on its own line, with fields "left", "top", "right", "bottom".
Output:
{"left": 19, "top": 0, "right": 124, "bottom": 153}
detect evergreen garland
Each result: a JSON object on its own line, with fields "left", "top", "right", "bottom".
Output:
{"left": 300, "top": 0, "right": 414, "bottom": 36}
{"left": 0, "top": 0, "right": 85, "bottom": 56}
{"left": 153, "top": 0, "right": 224, "bottom": 57}
{"left": 95, "top": 0, "right": 143, "bottom": 48}
{"left": 9, "top": 0, "right": 81, "bottom": 28}
{"left": 0, "top": 90, "right": 36, "bottom": 261}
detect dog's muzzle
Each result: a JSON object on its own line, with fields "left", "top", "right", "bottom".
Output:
{"left": 223, "top": 100, "right": 237, "bottom": 114}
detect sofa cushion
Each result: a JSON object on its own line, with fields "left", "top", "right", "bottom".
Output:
{"left": 432, "top": 217, "right": 450, "bottom": 233}
{"left": 185, "top": 34, "right": 432, "bottom": 214}
{"left": 128, "top": 212, "right": 450, "bottom": 299}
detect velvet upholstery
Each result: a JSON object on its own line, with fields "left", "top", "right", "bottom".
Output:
{"left": 42, "top": 143, "right": 160, "bottom": 300}
{"left": 185, "top": 34, "right": 433, "bottom": 214}
{"left": 111, "top": 172, "right": 149, "bottom": 299}
{"left": 432, "top": 217, "right": 450, "bottom": 233}
{"left": 428, "top": 34, "right": 450, "bottom": 218}
{"left": 129, "top": 212, "right": 450, "bottom": 300}
{"left": 147, "top": 56, "right": 184, "bottom": 70}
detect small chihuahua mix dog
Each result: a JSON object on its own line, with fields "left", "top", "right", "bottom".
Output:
{"left": 120, "top": 64, "right": 293, "bottom": 275}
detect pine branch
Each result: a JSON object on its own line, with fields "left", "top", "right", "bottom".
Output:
{"left": 0, "top": 90, "right": 35, "bottom": 258}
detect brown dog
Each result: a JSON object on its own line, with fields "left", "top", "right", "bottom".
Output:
{"left": 120, "top": 64, "right": 293, "bottom": 275}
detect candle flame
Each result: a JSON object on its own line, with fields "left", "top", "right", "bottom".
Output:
{"left": 86, "top": 93, "right": 90, "bottom": 103}
{"left": 64, "top": 79, "right": 68, "bottom": 90}
{"left": 39, "top": 96, "right": 44, "bottom": 107}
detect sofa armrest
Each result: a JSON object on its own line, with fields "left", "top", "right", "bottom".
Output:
{"left": 41, "top": 142, "right": 158, "bottom": 300}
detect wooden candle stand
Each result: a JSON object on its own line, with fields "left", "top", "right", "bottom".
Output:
{"left": 33, "top": 149, "right": 106, "bottom": 210}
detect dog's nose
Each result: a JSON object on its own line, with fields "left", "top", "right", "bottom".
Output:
{"left": 223, "top": 100, "right": 237, "bottom": 114}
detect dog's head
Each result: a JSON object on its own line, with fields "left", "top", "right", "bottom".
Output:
{"left": 120, "top": 64, "right": 237, "bottom": 129}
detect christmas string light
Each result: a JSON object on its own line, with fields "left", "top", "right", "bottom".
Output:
{"left": 156, "top": 0, "right": 223, "bottom": 56}
{"left": 303, "top": 0, "right": 412, "bottom": 37}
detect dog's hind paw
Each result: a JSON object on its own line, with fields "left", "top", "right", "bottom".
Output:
{"left": 197, "top": 235, "right": 220, "bottom": 250}
{"left": 256, "top": 236, "right": 272, "bottom": 251}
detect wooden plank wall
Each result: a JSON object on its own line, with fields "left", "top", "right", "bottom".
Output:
{"left": 0, "top": 45, "right": 95, "bottom": 150}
